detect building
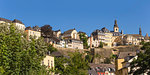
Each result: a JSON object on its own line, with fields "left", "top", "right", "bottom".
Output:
{"left": 57, "top": 39, "right": 83, "bottom": 49}
{"left": 123, "top": 34, "right": 143, "bottom": 45}
{"left": 89, "top": 63, "right": 115, "bottom": 75}
{"left": 114, "top": 27, "right": 150, "bottom": 46}
{"left": 144, "top": 33, "right": 149, "bottom": 42}
{"left": 57, "top": 29, "right": 83, "bottom": 49}
{"left": 117, "top": 55, "right": 148, "bottom": 75}
{"left": 41, "top": 55, "right": 54, "bottom": 69}
{"left": 62, "top": 29, "right": 80, "bottom": 40}
{"left": 90, "top": 28, "right": 113, "bottom": 48}
{"left": 115, "top": 52, "right": 137, "bottom": 75}
{"left": 25, "top": 26, "right": 41, "bottom": 40}
{"left": 0, "top": 18, "right": 26, "bottom": 30}
{"left": 67, "top": 39, "right": 83, "bottom": 49}
{"left": 89, "top": 20, "right": 123, "bottom": 48}
{"left": 111, "top": 20, "right": 123, "bottom": 36}
{"left": 41, "top": 25, "right": 60, "bottom": 47}
{"left": 0, "top": 17, "right": 12, "bottom": 24}
{"left": 12, "top": 19, "right": 26, "bottom": 30}
{"left": 53, "top": 29, "right": 61, "bottom": 38}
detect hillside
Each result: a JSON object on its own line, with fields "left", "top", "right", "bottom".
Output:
{"left": 56, "top": 45, "right": 142, "bottom": 64}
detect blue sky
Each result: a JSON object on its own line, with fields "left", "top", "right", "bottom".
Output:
{"left": 0, "top": 0, "right": 150, "bottom": 36}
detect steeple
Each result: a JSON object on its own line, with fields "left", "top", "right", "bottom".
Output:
{"left": 121, "top": 30, "right": 123, "bottom": 34}
{"left": 114, "top": 19, "right": 119, "bottom": 32}
{"left": 114, "top": 19, "right": 118, "bottom": 27}
{"left": 139, "top": 26, "right": 142, "bottom": 35}
{"left": 145, "top": 33, "right": 149, "bottom": 40}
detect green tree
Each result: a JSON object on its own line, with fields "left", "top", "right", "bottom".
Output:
{"left": 79, "top": 33, "right": 89, "bottom": 49}
{"left": 47, "top": 44, "right": 57, "bottom": 53}
{"left": 0, "top": 23, "right": 48, "bottom": 75}
{"left": 129, "top": 42, "right": 150, "bottom": 75}
{"left": 55, "top": 51, "right": 89, "bottom": 75}
{"left": 140, "top": 40, "right": 145, "bottom": 45}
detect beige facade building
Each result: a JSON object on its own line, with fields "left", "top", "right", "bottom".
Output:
{"left": 62, "top": 29, "right": 80, "bottom": 40}
{"left": 57, "top": 29, "right": 83, "bottom": 49}
{"left": 25, "top": 26, "right": 41, "bottom": 40}
{"left": 41, "top": 55, "right": 54, "bottom": 69}
{"left": 0, "top": 18, "right": 26, "bottom": 31}
{"left": 123, "top": 34, "right": 143, "bottom": 45}
{"left": 89, "top": 20, "right": 123, "bottom": 48}
{"left": 53, "top": 30, "right": 61, "bottom": 38}
{"left": 67, "top": 39, "right": 83, "bottom": 49}
{"left": 90, "top": 29, "right": 113, "bottom": 47}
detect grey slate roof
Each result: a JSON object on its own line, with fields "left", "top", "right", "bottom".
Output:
{"left": 101, "top": 27, "right": 110, "bottom": 33}
{"left": 118, "top": 52, "right": 136, "bottom": 59}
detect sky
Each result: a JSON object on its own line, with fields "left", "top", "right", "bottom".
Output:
{"left": 0, "top": 0, "right": 150, "bottom": 36}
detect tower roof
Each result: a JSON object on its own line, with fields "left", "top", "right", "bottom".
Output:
{"left": 139, "top": 26, "right": 142, "bottom": 35}
{"left": 145, "top": 33, "right": 149, "bottom": 40}
{"left": 114, "top": 19, "right": 118, "bottom": 27}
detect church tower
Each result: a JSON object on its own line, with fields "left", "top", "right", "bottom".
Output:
{"left": 114, "top": 20, "right": 119, "bottom": 32}
{"left": 139, "top": 27, "right": 142, "bottom": 35}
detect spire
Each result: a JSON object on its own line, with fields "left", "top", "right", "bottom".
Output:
{"left": 139, "top": 26, "right": 142, "bottom": 35}
{"left": 145, "top": 33, "right": 149, "bottom": 40}
{"left": 121, "top": 30, "right": 123, "bottom": 34}
{"left": 114, "top": 19, "right": 118, "bottom": 27}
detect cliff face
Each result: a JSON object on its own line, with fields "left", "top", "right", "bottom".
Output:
{"left": 56, "top": 45, "right": 141, "bottom": 64}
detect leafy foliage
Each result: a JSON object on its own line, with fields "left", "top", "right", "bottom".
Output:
{"left": 55, "top": 52, "right": 89, "bottom": 75}
{"left": 47, "top": 44, "right": 57, "bottom": 53}
{"left": 79, "top": 33, "right": 89, "bottom": 49}
{"left": 0, "top": 23, "right": 48, "bottom": 75}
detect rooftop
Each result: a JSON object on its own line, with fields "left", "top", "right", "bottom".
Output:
{"left": 118, "top": 52, "right": 136, "bottom": 59}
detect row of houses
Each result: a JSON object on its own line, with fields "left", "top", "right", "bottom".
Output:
{"left": 0, "top": 17, "right": 84, "bottom": 49}
{"left": 25, "top": 26, "right": 84, "bottom": 49}
{"left": 88, "top": 20, "right": 150, "bottom": 48}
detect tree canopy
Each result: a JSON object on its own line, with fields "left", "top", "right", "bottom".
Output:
{"left": 0, "top": 23, "right": 48, "bottom": 75}
{"left": 79, "top": 33, "right": 89, "bottom": 49}
{"left": 55, "top": 51, "right": 89, "bottom": 75}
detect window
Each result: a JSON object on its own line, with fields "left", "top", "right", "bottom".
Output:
{"left": 51, "top": 61, "right": 53, "bottom": 67}
{"left": 42, "top": 61, "right": 44, "bottom": 65}
{"left": 48, "top": 60, "right": 50, "bottom": 67}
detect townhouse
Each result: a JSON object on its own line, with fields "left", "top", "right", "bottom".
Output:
{"left": 56, "top": 29, "right": 84, "bottom": 49}
{"left": 25, "top": 26, "right": 41, "bottom": 40}
{"left": 0, "top": 17, "right": 26, "bottom": 31}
